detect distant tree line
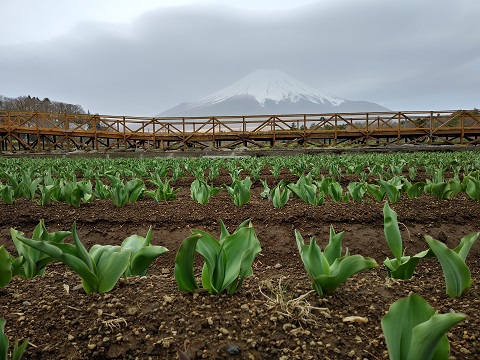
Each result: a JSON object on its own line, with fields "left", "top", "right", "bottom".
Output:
{"left": 0, "top": 95, "right": 86, "bottom": 114}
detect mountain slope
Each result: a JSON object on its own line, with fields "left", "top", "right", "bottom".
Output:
{"left": 159, "top": 69, "right": 390, "bottom": 116}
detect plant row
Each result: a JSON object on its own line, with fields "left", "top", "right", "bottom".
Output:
{"left": 1, "top": 168, "right": 480, "bottom": 208}
{"left": 1, "top": 202, "right": 476, "bottom": 359}
{"left": 1, "top": 151, "right": 480, "bottom": 186}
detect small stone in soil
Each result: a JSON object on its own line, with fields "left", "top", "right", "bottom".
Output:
{"left": 226, "top": 345, "right": 241, "bottom": 354}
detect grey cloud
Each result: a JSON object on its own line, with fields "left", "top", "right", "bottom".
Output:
{"left": 1, "top": 0, "right": 479, "bottom": 116}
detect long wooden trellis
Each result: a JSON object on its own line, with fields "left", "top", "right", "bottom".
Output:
{"left": 1, "top": 110, "right": 479, "bottom": 152}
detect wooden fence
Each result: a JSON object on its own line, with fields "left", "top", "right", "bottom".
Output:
{"left": 1, "top": 110, "right": 479, "bottom": 152}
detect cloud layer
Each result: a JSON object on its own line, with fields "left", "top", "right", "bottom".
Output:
{"left": 1, "top": 0, "right": 479, "bottom": 115}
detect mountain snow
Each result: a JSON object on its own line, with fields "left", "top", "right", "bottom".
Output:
{"left": 159, "top": 69, "right": 390, "bottom": 116}
{"left": 188, "top": 69, "right": 344, "bottom": 109}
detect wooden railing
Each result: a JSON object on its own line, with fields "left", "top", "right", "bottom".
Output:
{"left": 1, "top": 110, "right": 479, "bottom": 152}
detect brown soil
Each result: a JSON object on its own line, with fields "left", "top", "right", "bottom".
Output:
{"left": 0, "top": 183, "right": 479, "bottom": 359}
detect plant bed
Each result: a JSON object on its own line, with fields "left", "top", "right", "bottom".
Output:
{"left": 1, "top": 190, "right": 479, "bottom": 359}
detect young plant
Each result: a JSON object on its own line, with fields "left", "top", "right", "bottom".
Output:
{"left": 37, "top": 184, "right": 57, "bottom": 206}
{"left": 259, "top": 179, "right": 271, "bottom": 200}
{"left": 270, "top": 162, "right": 282, "bottom": 179}
{"left": 120, "top": 227, "right": 169, "bottom": 277}
{"left": 174, "top": 220, "right": 261, "bottom": 295}
{"left": 288, "top": 175, "right": 324, "bottom": 205}
{"left": 57, "top": 179, "right": 94, "bottom": 207}
{"left": 111, "top": 179, "right": 145, "bottom": 207}
{"left": 424, "top": 179, "right": 458, "bottom": 200}
{"left": 0, "top": 318, "right": 28, "bottom": 360}
{"left": 10, "top": 220, "right": 71, "bottom": 278}
{"left": 14, "top": 223, "right": 130, "bottom": 294}
{"left": 366, "top": 183, "right": 386, "bottom": 201}
{"left": 378, "top": 178, "right": 403, "bottom": 203}
{"left": 383, "top": 202, "right": 431, "bottom": 279}
{"left": 94, "top": 178, "right": 111, "bottom": 200}
{"left": 190, "top": 179, "right": 221, "bottom": 205}
{"left": 327, "top": 180, "right": 348, "bottom": 203}
{"left": 146, "top": 178, "right": 179, "bottom": 202}
{"left": 271, "top": 181, "right": 291, "bottom": 209}
{"left": 224, "top": 177, "right": 252, "bottom": 206}
{"left": 402, "top": 180, "right": 425, "bottom": 199}
{"left": 464, "top": 176, "right": 480, "bottom": 200}
{"left": 347, "top": 181, "right": 366, "bottom": 202}
{"left": 261, "top": 180, "right": 293, "bottom": 208}
{"left": 425, "top": 233, "right": 478, "bottom": 297}
{"left": 0, "top": 184, "right": 14, "bottom": 205}
{"left": 295, "top": 226, "right": 378, "bottom": 296}
{"left": 0, "top": 246, "right": 25, "bottom": 288}
{"left": 7, "top": 170, "right": 41, "bottom": 200}
{"left": 382, "top": 293, "right": 466, "bottom": 360}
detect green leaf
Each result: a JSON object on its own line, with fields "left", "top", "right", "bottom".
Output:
{"left": 0, "top": 247, "right": 13, "bottom": 288}
{"left": 225, "top": 177, "right": 252, "bottom": 206}
{"left": 13, "top": 235, "right": 99, "bottom": 293}
{"left": 196, "top": 232, "right": 223, "bottom": 294}
{"left": 431, "top": 182, "right": 451, "bottom": 200}
{"left": 11, "top": 338, "right": 29, "bottom": 360}
{"left": 175, "top": 222, "right": 260, "bottom": 295}
{"left": 465, "top": 177, "right": 480, "bottom": 200}
{"left": 0, "top": 318, "right": 9, "bottom": 360}
{"left": 11, "top": 221, "right": 71, "bottom": 278}
{"left": 316, "top": 255, "right": 378, "bottom": 294}
{"left": 323, "top": 225, "right": 344, "bottom": 265}
{"left": 121, "top": 229, "right": 151, "bottom": 254}
{"left": 407, "top": 313, "right": 466, "bottom": 360}
{"left": 384, "top": 251, "right": 429, "bottom": 279}
{"left": 295, "top": 231, "right": 328, "bottom": 295}
{"left": 328, "top": 181, "right": 343, "bottom": 202}
{"left": 366, "top": 183, "right": 385, "bottom": 201}
{"left": 406, "top": 182, "right": 425, "bottom": 198}
{"left": 382, "top": 293, "right": 437, "bottom": 360}
{"left": 128, "top": 246, "right": 168, "bottom": 277}
{"left": 347, "top": 181, "right": 366, "bottom": 202}
{"left": 190, "top": 179, "right": 219, "bottom": 204}
{"left": 383, "top": 202, "right": 403, "bottom": 261}
{"left": 379, "top": 179, "right": 400, "bottom": 203}
{"left": 174, "top": 234, "right": 203, "bottom": 292}
{"left": 72, "top": 224, "right": 93, "bottom": 272}
{"left": 382, "top": 293, "right": 465, "bottom": 360}
{"left": 219, "top": 220, "right": 230, "bottom": 241}
{"left": 89, "top": 245, "right": 130, "bottom": 294}
{"left": 453, "top": 232, "right": 478, "bottom": 262}
{"left": 0, "top": 185, "right": 15, "bottom": 204}
{"left": 221, "top": 226, "right": 261, "bottom": 293}
{"left": 272, "top": 185, "right": 290, "bottom": 209}
{"left": 425, "top": 236, "right": 471, "bottom": 297}
{"left": 126, "top": 179, "right": 145, "bottom": 202}
{"left": 112, "top": 183, "right": 129, "bottom": 207}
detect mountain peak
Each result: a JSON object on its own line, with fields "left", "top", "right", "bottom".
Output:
{"left": 193, "top": 69, "right": 345, "bottom": 107}
{"left": 159, "top": 69, "right": 390, "bottom": 116}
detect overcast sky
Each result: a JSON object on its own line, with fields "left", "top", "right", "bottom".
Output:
{"left": 1, "top": 0, "right": 479, "bottom": 116}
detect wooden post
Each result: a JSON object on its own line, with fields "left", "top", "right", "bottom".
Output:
{"left": 461, "top": 111, "right": 465, "bottom": 145}
{"left": 366, "top": 113, "right": 369, "bottom": 144}
{"left": 303, "top": 115, "right": 306, "bottom": 148}
{"left": 37, "top": 115, "right": 41, "bottom": 152}
{"left": 272, "top": 117, "right": 276, "bottom": 147}
{"left": 334, "top": 115, "right": 337, "bottom": 146}
{"left": 182, "top": 118, "right": 186, "bottom": 151}
{"left": 212, "top": 118, "right": 216, "bottom": 148}
{"left": 65, "top": 114, "right": 70, "bottom": 152}
{"left": 429, "top": 111, "right": 433, "bottom": 145}
{"left": 397, "top": 112, "right": 401, "bottom": 144}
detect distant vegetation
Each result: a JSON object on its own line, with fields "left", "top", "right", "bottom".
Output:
{"left": 0, "top": 95, "right": 86, "bottom": 114}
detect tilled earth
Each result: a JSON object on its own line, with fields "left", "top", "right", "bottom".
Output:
{"left": 0, "top": 176, "right": 479, "bottom": 359}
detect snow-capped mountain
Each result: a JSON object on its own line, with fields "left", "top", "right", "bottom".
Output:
{"left": 159, "top": 69, "right": 390, "bottom": 117}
